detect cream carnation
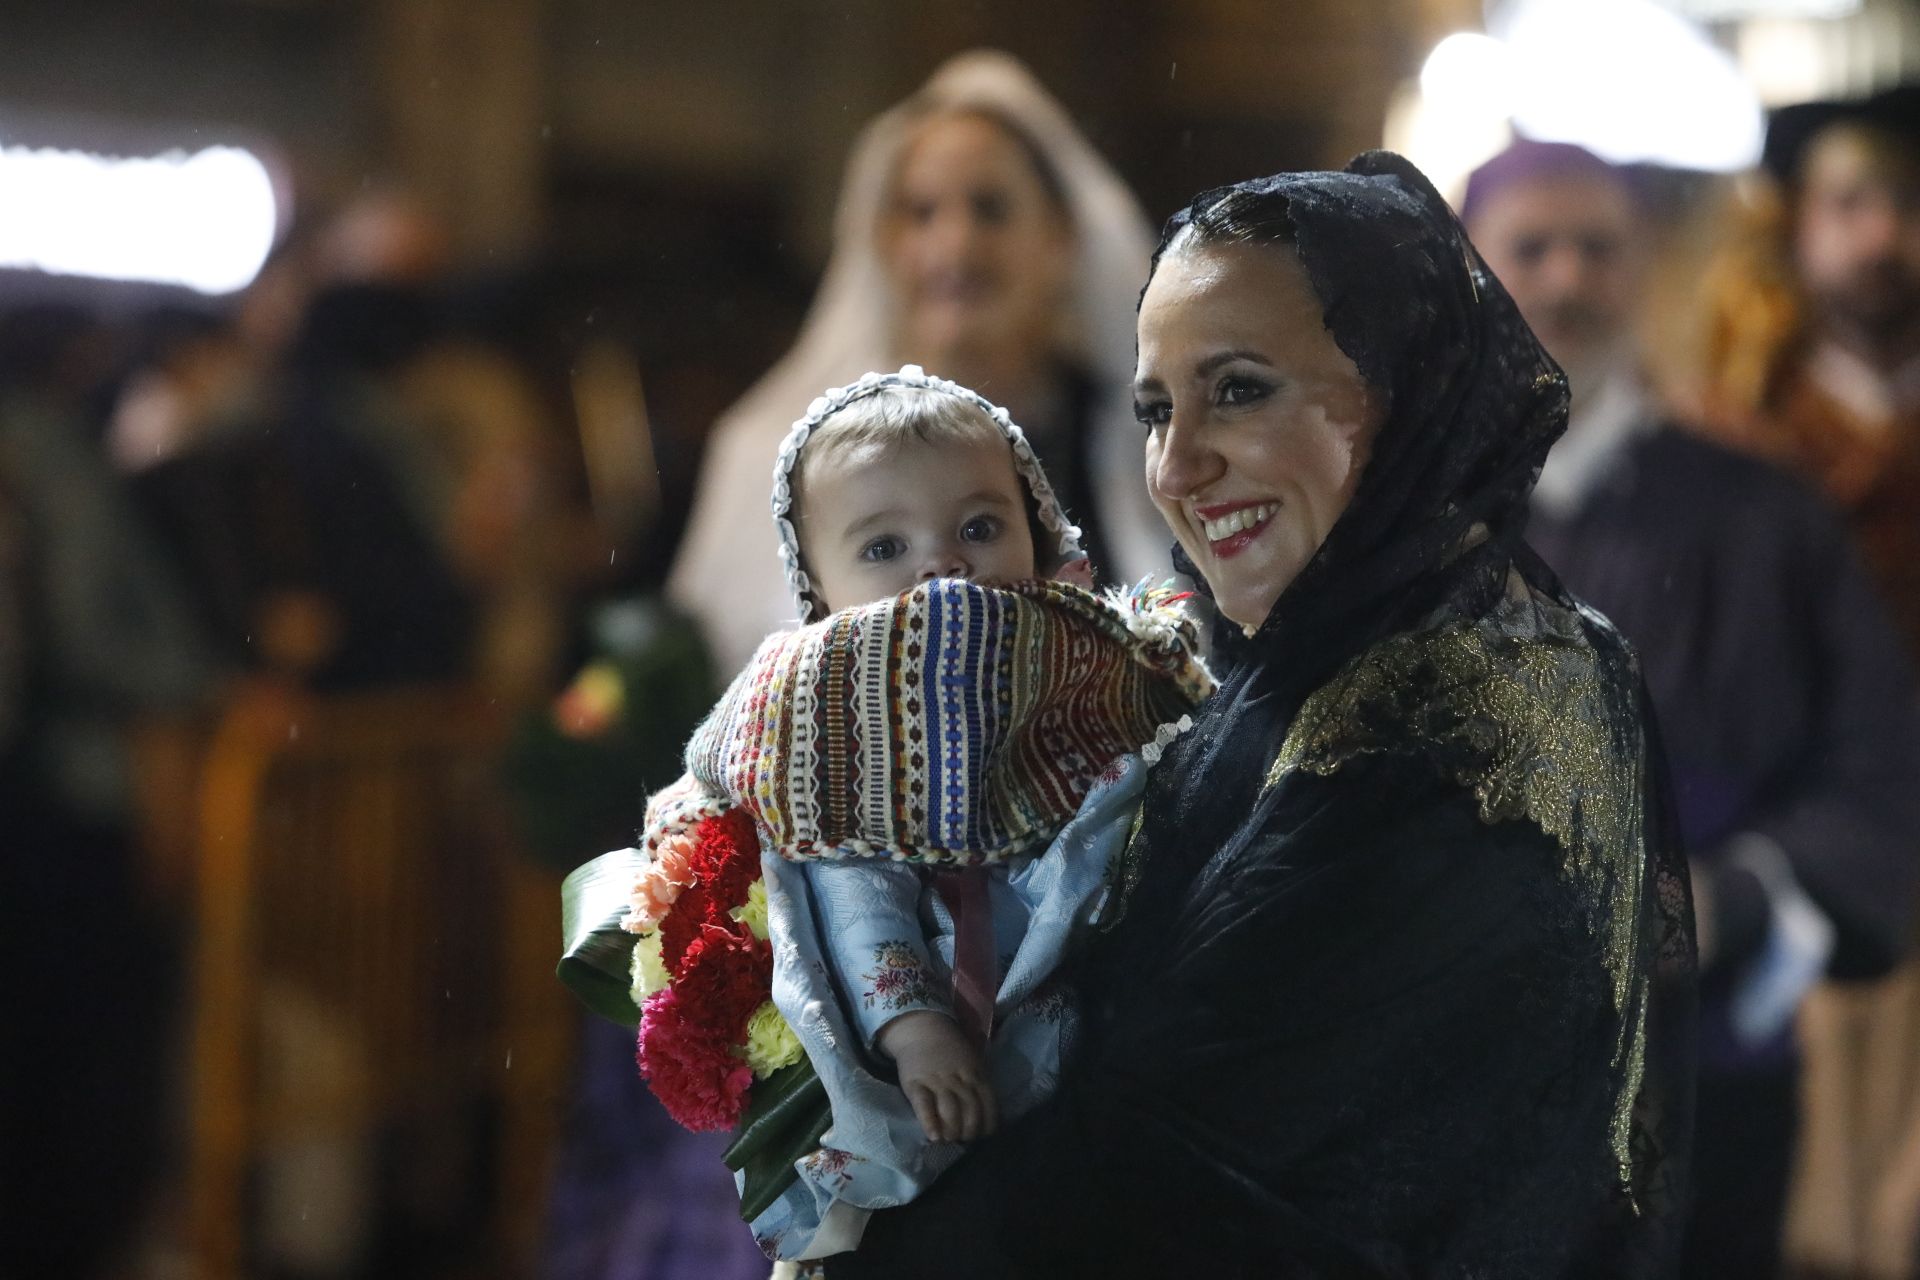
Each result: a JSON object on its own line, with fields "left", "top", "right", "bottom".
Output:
{"left": 730, "top": 878, "right": 770, "bottom": 941}
{"left": 740, "top": 999, "right": 804, "bottom": 1078}
{"left": 630, "top": 929, "right": 670, "bottom": 1002}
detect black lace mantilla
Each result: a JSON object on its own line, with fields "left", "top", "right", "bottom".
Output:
{"left": 1265, "top": 577, "right": 1665, "bottom": 1217}
{"left": 828, "top": 153, "right": 1694, "bottom": 1280}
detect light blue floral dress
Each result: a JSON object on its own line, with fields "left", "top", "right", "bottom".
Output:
{"left": 746, "top": 752, "right": 1154, "bottom": 1260}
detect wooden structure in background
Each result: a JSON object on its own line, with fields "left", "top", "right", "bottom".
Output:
{"left": 187, "top": 683, "right": 571, "bottom": 1278}
{"left": 1789, "top": 972, "right": 1920, "bottom": 1279}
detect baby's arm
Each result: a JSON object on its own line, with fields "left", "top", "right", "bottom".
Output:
{"left": 876, "top": 1009, "right": 997, "bottom": 1143}
{"left": 803, "top": 859, "right": 998, "bottom": 1143}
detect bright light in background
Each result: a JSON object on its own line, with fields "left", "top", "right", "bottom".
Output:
{"left": 1498, "top": 0, "right": 1763, "bottom": 169}
{"left": 0, "top": 144, "right": 278, "bottom": 294}
{"left": 1389, "top": 0, "right": 1765, "bottom": 200}
{"left": 1670, "top": 0, "right": 1859, "bottom": 18}
{"left": 1420, "top": 33, "right": 1517, "bottom": 118}
{"left": 1389, "top": 34, "right": 1517, "bottom": 199}
{"left": 1738, "top": 17, "right": 1836, "bottom": 104}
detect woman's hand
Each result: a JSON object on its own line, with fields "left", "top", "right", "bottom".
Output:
{"left": 876, "top": 1010, "right": 999, "bottom": 1143}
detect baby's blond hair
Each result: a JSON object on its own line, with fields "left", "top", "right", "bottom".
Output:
{"left": 793, "top": 384, "right": 1009, "bottom": 493}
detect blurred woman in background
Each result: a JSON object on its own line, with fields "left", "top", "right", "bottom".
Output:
{"left": 668, "top": 49, "right": 1164, "bottom": 674}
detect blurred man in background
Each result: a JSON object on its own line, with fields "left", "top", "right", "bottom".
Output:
{"left": 1688, "top": 86, "right": 1920, "bottom": 657}
{"left": 1680, "top": 84, "right": 1920, "bottom": 1278}
{"left": 1466, "top": 138, "right": 1920, "bottom": 1280}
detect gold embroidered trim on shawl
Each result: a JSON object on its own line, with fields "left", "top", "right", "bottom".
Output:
{"left": 1264, "top": 585, "right": 1650, "bottom": 1205}
{"left": 1097, "top": 803, "right": 1151, "bottom": 934}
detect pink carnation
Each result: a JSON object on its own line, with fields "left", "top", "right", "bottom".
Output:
{"left": 626, "top": 831, "right": 696, "bottom": 931}
{"left": 637, "top": 986, "right": 755, "bottom": 1132}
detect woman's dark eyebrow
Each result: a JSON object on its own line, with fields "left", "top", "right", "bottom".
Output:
{"left": 1136, "top": 349, "right": 1276, "bottom": 396}
{"left": 1197, "top": 349, "right": 1275, "bottom": 377}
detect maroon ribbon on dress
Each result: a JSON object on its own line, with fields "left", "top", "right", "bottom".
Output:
{"left": 931, "top": 867, "right": 996, "bottom": 1051}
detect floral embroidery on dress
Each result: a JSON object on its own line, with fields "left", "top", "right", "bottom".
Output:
{"left": 1094, "top": 754, "right": 1131, "bottom": 788}
{"left": 860, "top": 940, "right": 935, "bottom": 1011}
{"left": 1018, "top": 976, "right": 1071, "bottom": 1025}
{"left": 801, "top": 1146, "right": 860, "bottom": 1194}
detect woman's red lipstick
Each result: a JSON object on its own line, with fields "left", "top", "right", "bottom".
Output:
{"left": 1194, "top": 500, "right": 1280, "bottom": 559}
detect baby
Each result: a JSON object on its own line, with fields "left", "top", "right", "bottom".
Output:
{"left": 624, "top": 366, "right": 1207, "bottom": 1260}
{"left": 779, "top": 371, "right": 1094, "bottom": 1146}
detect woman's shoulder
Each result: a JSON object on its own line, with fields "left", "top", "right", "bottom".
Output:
{"left": 1270, "top": 572, "right": 1643, "bottom": 864}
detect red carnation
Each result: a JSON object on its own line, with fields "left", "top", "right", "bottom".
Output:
{"left": 659, "top": 879, "right": 716, "bottom": 975}
{"left": 676, "top": 922, "right": 772, "bottom": 1038}
{"left": 637, "top": 987, "right": 754, "bottom": 1132}
{"left": 690, "top": 807, "right": 762, "bottom": 908}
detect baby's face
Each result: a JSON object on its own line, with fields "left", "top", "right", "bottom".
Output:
{"left": 800, "top": 435, "right": 1038, "bottom": 613}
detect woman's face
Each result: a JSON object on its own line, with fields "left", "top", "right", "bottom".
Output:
{"left": 1135, "top": 239, "right": 1384, "bottom": 631}
{"left": 881, "top": 112, "right": 1075, "bottom": 366}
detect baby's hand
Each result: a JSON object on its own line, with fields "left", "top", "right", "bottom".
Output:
{"left": 1053, "top": 554, "right": 1096, "bottom": 590}
{"left": 875, "top": 1010, "right": 998, "bottom": 1143}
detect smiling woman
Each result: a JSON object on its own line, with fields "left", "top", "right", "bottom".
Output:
{"left": 1134, "top": 238, "right": 1385, "bottom": 631}
{"left": 831, "top": 152, "right": 1696, "bottom": 1279}
{"left": 879, "top": 111, "right": 1075, "bottom": 391}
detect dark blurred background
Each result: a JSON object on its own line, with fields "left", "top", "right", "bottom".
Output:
{"left": 5, "top": 1, "right": 1920, "bottom": 1278}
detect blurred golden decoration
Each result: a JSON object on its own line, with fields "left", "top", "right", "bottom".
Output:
{"left": 1645, "top": 172, "right": 1805, "bottom": 441}
{"left": 570, "top": 338, "right": 662, "bottom": 550}
{"left": 1790, "top": 976, "right": 1920, "bottom": 1279}
{"left": 187, "top": 682, "right": 572, "bottom": 1277}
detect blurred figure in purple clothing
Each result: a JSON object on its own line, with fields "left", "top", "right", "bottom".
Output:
{"left": 1467, "top": 139, "right": 1920, "bottom": 1280}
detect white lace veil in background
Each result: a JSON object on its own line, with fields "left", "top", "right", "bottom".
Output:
{"left": 666, "top": 49, "right": 1160, "bottom": 673}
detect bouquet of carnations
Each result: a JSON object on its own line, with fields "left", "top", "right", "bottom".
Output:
{"left": 621, "top": 784, "right": 803, "bottom": 1131}
{"left": 560, "top": 779, "right": 830, "bottom": 1223}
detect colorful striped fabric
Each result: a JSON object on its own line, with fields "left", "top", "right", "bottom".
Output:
{"left": 686, "top": 578, "right": 1210, "bottom": 866}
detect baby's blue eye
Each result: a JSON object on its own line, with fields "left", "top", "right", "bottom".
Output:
{"left": 960, "top": 515, "right": 1002, "bottom": 543}
{"left": 859, "top": 536, "right": 904, "bottom": 564}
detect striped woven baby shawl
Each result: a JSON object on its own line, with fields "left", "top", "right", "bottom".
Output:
{"left": 685, "top": 578, "right": 1210, "bottom": 865}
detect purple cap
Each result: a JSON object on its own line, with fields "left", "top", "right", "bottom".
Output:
{"left": 1461, "top": 138, "right": 1634, "bottom": 226}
